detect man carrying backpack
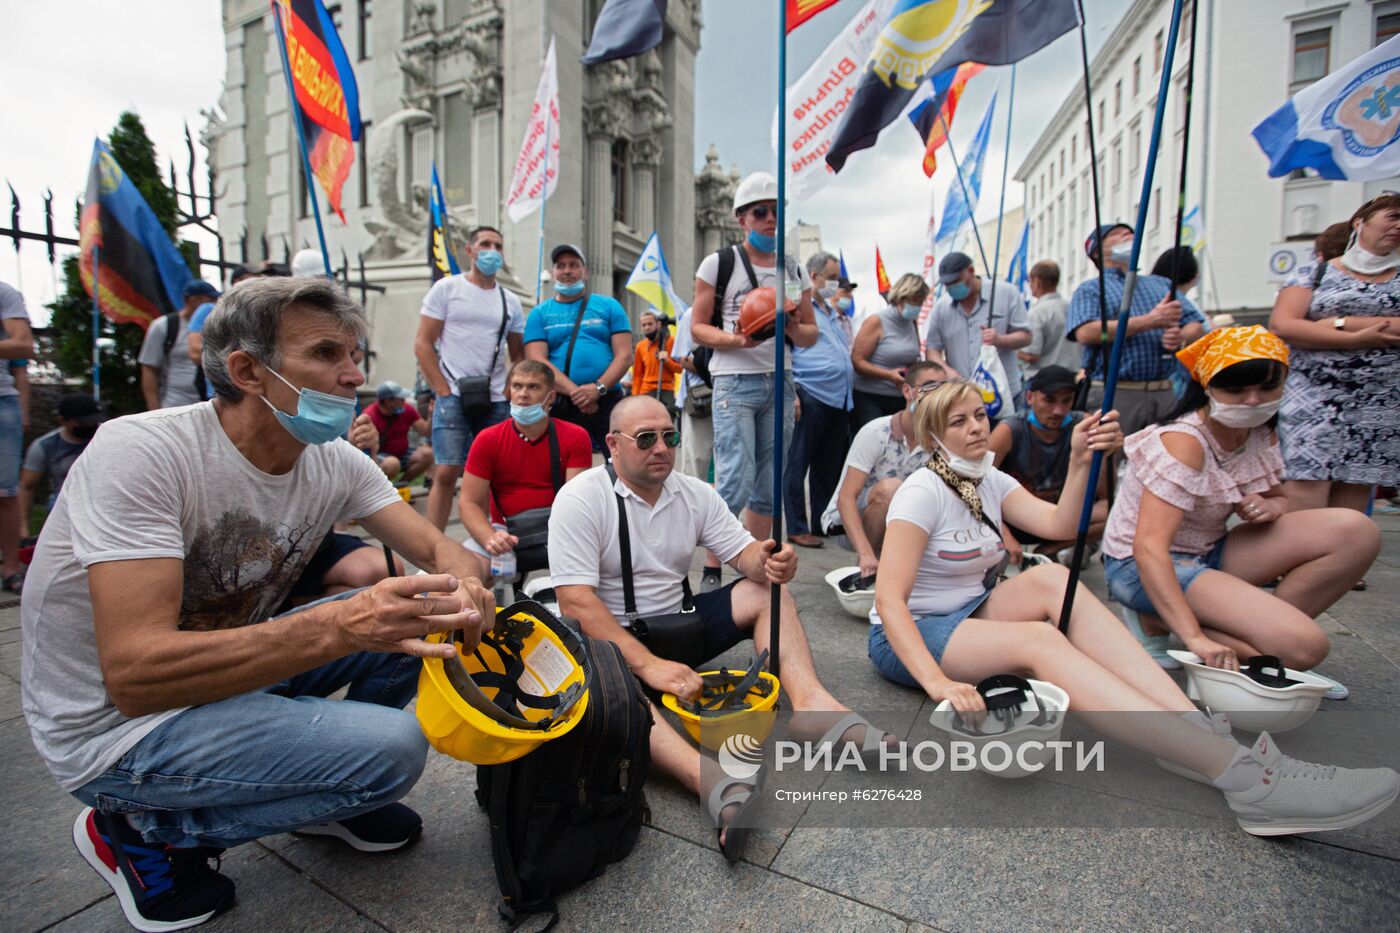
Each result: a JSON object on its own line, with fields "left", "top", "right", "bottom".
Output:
{"left": 690, "top": 172, "right": 819, "bottom": 589}
{"left": 139, "top": 280, "right": 219, "bottom": 410}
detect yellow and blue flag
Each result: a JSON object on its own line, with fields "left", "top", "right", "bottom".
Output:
{"left": 1180, "top": 205, "right": 1205, "bottom": 253}
{"left": 428, "top": 163, "right": 459, "bottom": 281}
{"left": 626, "top": 233, "right": 688, "bottom": 320}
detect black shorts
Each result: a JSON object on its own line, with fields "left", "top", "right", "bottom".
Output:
{"left": 637, "top": 579, "right": 748, "bottom": 670}
{"left": 283, "top": 532, "right": 372, "bottom": 608}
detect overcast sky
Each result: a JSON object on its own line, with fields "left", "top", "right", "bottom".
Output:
{"left": 1, "top": 0, "right": 1133, "bottom": 320}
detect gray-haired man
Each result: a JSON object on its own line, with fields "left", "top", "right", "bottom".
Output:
{"left": 21, "top": 278, "right": 494, "bottom": 932}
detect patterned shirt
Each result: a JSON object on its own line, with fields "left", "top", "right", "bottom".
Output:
{"left": 1066, "top": 269, "right": 1204, "bottom": 381}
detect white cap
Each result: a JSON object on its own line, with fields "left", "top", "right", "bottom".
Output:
{"left": 733, "top": 171, "right": 779, "bottom": 213}
{"left": 291, "top": 248, "right": 327, "bottom": 278}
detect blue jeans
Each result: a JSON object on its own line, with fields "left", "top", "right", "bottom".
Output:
{"left": 867, "top": 591, "right": 992, "bottom": 686}
{"left": 0, "top": 395, "right": 21, "bottom": 496}
{"left": 1102, "top": 537, "right": 1228, "bottom": 615}
{"left": 431, "top": 395, "right": 509, "bottom": 467}
{"left": 72, "top": 593, "right": 427, "bottom": 849}
{"left": 783, "top": 384, "right": 850, "bottom": 536}
{"left": 712, "top": 372, "right": 795, "bottom": 517}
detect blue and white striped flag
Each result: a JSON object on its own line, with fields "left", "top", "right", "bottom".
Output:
{"left": 1253, "top": 33, "right": 1400, "bottom": 181}
{"left": 934, "top": 90, "right": 997, "bottom": 258}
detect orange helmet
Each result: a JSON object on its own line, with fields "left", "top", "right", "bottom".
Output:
{"left": 737, "top": 287, "right": 793, "bottom": 341}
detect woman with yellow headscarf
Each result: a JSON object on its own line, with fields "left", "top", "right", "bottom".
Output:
{"left": 1101, "top": 327, "right": 1375, "bottom": 700}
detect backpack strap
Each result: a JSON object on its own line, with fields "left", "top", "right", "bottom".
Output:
{"left": 734, "top": 245, "right": 760, "bottom": 295}
{"left": 548, "top": 420, "right": 563, "bottom": 494}
{"left": 488, "top": 287, "right": 510, "bottom": 379}
{"left": 161, "top": 312, "right": 180, "bottom": 359}
{"left": 560, "top": 293, "right": 591, "bottom": 382}
{"left": 1312, "top": 259, "right": 1328, "bottom": 290}
{"left": 711, "top": 246, "right": 736, "bottom": 327}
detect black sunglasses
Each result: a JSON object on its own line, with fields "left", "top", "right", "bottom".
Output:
{"left": 748, "top": 205, "right": 774, "bottom": 221}
{"left": 614, "top": 429, "right": 681, "bottom": 451}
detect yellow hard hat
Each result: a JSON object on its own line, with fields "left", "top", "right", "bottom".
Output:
{"left": 662, "top": 650, "right": 779, "bottom": 751}
{"left": 417, "top": 599, "right": 591, "bottom": 764}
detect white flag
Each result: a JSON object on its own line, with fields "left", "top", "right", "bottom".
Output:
{"left": 772, "top": 0, "right": 893, "bottom": 202}
{"left": 505, "top": 38, "right": 560, "bottom": 223}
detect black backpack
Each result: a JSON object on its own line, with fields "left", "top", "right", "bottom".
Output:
{"left": 475, "top": 633, "right": 653, "bottom": 929}
{"left": 162, "top": 311, "right": 209, "bottom": 402}
{"left": 690, "top": 244, "right": 756, "bottom": 388}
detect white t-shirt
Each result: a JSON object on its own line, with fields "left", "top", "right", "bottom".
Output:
{"left": 820, "top": 415, "right": 929, "bottom": 534}
{"left": 420, "top": 274, "right": 525, "bottom": 402}
{"left": 19, "top": 403, "right": 401, "bottom": 791}
{"left": 137, "top": 314, "right": 204, "bottom": 408}
{"left": 870, "top": 466, "right": 1020, "bottom": 625}
{"left": 548, "top": 465, "right": 753, "bottom": 617}
{"left": 694, "top": 246, "right": 812, "bottom": 376}
{"left": 0, "top": 281, "right": 30, "bottom": 397}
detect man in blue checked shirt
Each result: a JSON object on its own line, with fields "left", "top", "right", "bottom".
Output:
{"left": 785, "top": 251, "right": 855, "bottom": 549}
{"left": 1067, "top": 223, "right": 1206, "bottom": 437}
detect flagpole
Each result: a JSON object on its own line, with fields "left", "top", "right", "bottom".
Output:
{"left": 936, "top": 108, "right": 992, "bottom": 278}
{"left": 770, "top": 0, "right": 788, "bottom": 682}
{"left": 91, "top": 246, "right": 101, "bottom": 403}
{"left": 272, "top": 3, "right": 334, "bottom": 277}
{"left": 1073, "top": 0, "right": 1115, "bottom": 509}
{"left": 987, "top": 63, "right": 1017, "bottom": 325}
{"left": 533, "top": 3, "right": 550, "bottom": 305}
{"left": 1058, "top": 0, "right": 1187, "bottom": 634}
{"left": 1167, "top": 0, "right": 1200, "bottom": 309}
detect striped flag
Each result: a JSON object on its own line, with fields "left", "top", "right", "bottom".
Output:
{"left": 875, "top": 244, "right": 891, "bottom": 295}
{"left": 428, "top": 162, "right": 459, "bottom": 281}
{"left": 908, "top": 62, "right": 985, "bottom": 176}
{"left": 787, "top": 0, "right": 844, "bottom": 31}
{"left": 933, "top": 90, "right": 996, "bottom": 257}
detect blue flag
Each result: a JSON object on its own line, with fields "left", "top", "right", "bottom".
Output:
{"left": 933, "top": 92, "right": 996, "bottom": 254}
{"left": 1005, "top": 220, "right": 1029, "bottom": 302}
{"left": 838, "top": 250, "right": 851, "bottom": 281}
{"left": 582, "top": 0, "right": 667, "bottom": 65}
{"left": 428, "top": 162, "right": 460, "bottom": 281}
{"left": 827, "top": 0, "right": 1078, "bottom": 173}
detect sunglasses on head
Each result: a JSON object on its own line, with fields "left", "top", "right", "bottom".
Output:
{"left": 614, "top": 429, "right": 681, "bottom": 450}
{"left": 748, "top": 205, "right": 774, "bottom": 221}
{"left": 915, "top": 379, "right": 946, "bottom": 396}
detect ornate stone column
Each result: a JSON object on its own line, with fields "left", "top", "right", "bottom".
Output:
{"left": 631, "top": 137, "right": 662, "bottom": 237}
{"left": 585, "top": 104, "right": 625, "bottom": 292}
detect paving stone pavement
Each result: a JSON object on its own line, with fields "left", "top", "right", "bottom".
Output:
{"left": 3, "top": 510, "right": 1398, "bottom": 932}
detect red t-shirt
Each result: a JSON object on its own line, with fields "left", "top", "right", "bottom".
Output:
{"left": 465, "top": 418, "right": 592, "bottom": 523}
{"left": 364, "top": 401, "right": 421, "bottom": 458}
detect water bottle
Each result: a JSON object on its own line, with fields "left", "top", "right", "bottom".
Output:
{"left": 490, "top": 548, "right": 517, "bottom": 580}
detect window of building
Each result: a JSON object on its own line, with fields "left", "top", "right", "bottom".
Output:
{"left": 358, "top": 120, "right": 372, "bottom": 207}
{"left": 1071, "top": 134, "right": 1077, "bottom": 165}
{"left": 1114, "top": 80, "right": 1122, "bottom": 116}
{"left": 1292, "top": 28, "right": 1331, "bottom": 86}
{"left": 1049, "top": 162, "right": 1055, "bottom": 187}
{"left": 1130, "top": 124, "right": 1141, "bottom": 173}
{"left": 1377, "top": 12, "right": 1400, "bottom": 46}
{"left": 1060, "top": 148, "right": 1066, "bottom": 178}
{"left": 407, "top": 123, "right": 431, "bottom": 202}
{"left": 1133, "top": 57, "right": 1142, "bottom": 97}
{"left": 1151, "top": 188, "right": 1161, "bottom": 230}
{"left": 358, "top": 0, "right": 372, "bottom": 60}
{"left": 1098, "top": 99, "right": 1106, "bottom": 130}
{"left": 1154, "top": 30, "right": 1164, "bottom": 72}
{"left": 611, "top": 139, "right": 630, "bottom": 225}
{"left": 1113, "top": 142, "right": 1122, "bottom": 188}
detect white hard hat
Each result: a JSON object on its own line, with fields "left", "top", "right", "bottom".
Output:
{"left": 1167, "top": 651, "right": 1329, "bottom": 733}
{"left": 825, "top": 566, "right": 875, "bottom": 620}
{"left": 733, "top": 171, "right": 779, "bottom": 213}
{"left": 930, "top": 675, "right": 1069, "bottom": 779}
{"left": 291, "top": 248, "right": 327, "bottom": 278}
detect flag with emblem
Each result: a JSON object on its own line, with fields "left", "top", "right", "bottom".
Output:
{"left": 626, "top": 232, "right": 688, "bottom": 320}
{"left": 1253, "top": 34, "right": 1400, "bottom": 180}
{"left": 875, "top": 244, "right": 891, "bottom": 295}
{"left": 907, "top": 61, "right": 985, "bottom": 176}
{"left": 427, "top": 162, "right": 460, "bottom": 281}
{"left": 1180, "top": 204, "right": 1205, "bottom": 252}
{"left": 787, "top": 0, "right": 844, "bottom": 31}
{"left": 78, "top": 139, "right": 195, "bottom": 330}
{"left": 273, "top": 0, "right": 362, "bottom": 221}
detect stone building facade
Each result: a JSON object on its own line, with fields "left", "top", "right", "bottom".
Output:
{"left": 205, "top": 0, "right": 742, "bottom": 386}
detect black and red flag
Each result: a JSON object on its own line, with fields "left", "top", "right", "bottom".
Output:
{"left": 273, "top": 0, "right": 362, "bottom": 221}
{"left": 78, "top": 139, "right": 194, "bottom": 330}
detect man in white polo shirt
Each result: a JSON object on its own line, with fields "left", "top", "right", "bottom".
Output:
{"left": 548, "top": 395, "right": 891, "bottom": 860}
{"left": 414, "top": 226, "right": 525, "bottom": 530}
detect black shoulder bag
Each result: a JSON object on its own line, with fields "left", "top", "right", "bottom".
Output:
{"left": 445, "top": 287, "right": 509, "bottom": 417}
{"left": 496, "top": 421, "right": 564, "bottom": 559}
{"left": 606, "top": 463, "right": 708, "bottom": 670}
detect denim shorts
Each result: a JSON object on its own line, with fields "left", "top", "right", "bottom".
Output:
{"left": 867, "top": 590, "right": 991, "bottom": 688}
{"left": 431, "top": 395, "right": 509, "bottom": 467}
{"left": 1102, "top": 537, "right": 1228, "bottom": 615}
{"left": 711, "top": 372, "right": 795, "bottom": 517}
{"left": 0, "top": 395, "right": 21, "bottom": 497}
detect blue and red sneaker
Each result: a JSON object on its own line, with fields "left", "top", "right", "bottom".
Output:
{"left": 72, "top": 807, "right": 235, "bottom": 932}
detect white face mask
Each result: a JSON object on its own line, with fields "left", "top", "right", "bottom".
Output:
{"left": 1208, "top": 395, "right": 1281, "bottom": 429}
{"left": 936, "top": 438, "right": 994, "bottom": 480}
{"left": 1341, "top": 229, "right": 1400, "bottom": 274}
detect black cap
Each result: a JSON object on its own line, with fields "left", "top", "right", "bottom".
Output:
{"left": 58, "top": 393, "right": 103, "bottom": 425}
{"left": 837, "top": 277, "right": 858, "bottom": 290}
{"left": 938, "top": 252, "right": 974, "bottom": 285}
{"left": 550, "top": 243, "right": 587, "bottom": 265}
{"left": 1084, "top": 223, "right": 1133, "bottom": 260}
{"left": 1027, "top": 365, "right": 1079, "bottom": 396}
{"left": 182, "top": 280, "right": 220, "bottom": 301}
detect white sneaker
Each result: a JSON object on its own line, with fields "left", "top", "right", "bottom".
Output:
{"left": 1157, "top": 711, "right": 1232, "bottom": 784}
{"left": 1223, "top": 733, "right": 1400, "bottom": 836}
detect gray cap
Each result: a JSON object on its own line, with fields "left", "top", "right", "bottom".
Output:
{"left": 376, "top": 380, "right": 409, "bottom": 402}
{"left": 938, "top": 251, "right": 974, "bottom": 285}
{"left": 550, "top": 243, "right": 587, "bottom": 265}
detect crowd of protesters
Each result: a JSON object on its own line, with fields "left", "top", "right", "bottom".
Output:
{"left": 5, "top": 185, "right": 1399, "bottom": 931}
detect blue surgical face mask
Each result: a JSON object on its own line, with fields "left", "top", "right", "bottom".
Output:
{"left": 947, "top": 281, "right": 972, "bottom": 301}
{"left": 1108, "top": 240, "right": 1134, "bottom": 265}
{"left": 1026, "top": 406, "right": 1047, "bottom": 430}
{"left": 747, "top": 230, "right": 776, "bottom": 253}
{"left": 261, "top": 368, "right": 358, "bottom": 445}
{"left": 511, "top": 402, "right": 548, "bottom": 426}
{"left": 899, "top": 303, "right": 921, "bottom": 321}
{"left": 474, "top": 248, "right": 504, "bottom": 276}
{"left": 836, "top": 296, "right": 853, "bottom": 314}
{"left": 555, "top": 280, "right": 585, "bottom": 297}
{"left": 818, "top": 285, "right": 837, "bottom": 301}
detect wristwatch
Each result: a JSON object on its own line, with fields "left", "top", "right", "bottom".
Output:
{"left": 595, "top": 381, "right": 608, "bottom": 395}
{"left": 1334, "top": 316, "right": 1347, "bottom": 331}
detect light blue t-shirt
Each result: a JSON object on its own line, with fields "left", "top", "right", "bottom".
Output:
{"left": 523, "top": 293, "right": 631, "bottom": 386}
{"left": 188, "top": 302, "right": 216, "bottom": 333}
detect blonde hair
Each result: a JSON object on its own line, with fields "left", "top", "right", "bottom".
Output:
{"left": 885, "top": 273, "right": 929, "bottom": 308}
{"left": 911, "top": 379, "right": 986, "bottom": 451}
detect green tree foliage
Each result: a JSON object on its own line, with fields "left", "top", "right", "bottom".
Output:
{"left": 44, "top": 111, "right": 196, "bottom": 416}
